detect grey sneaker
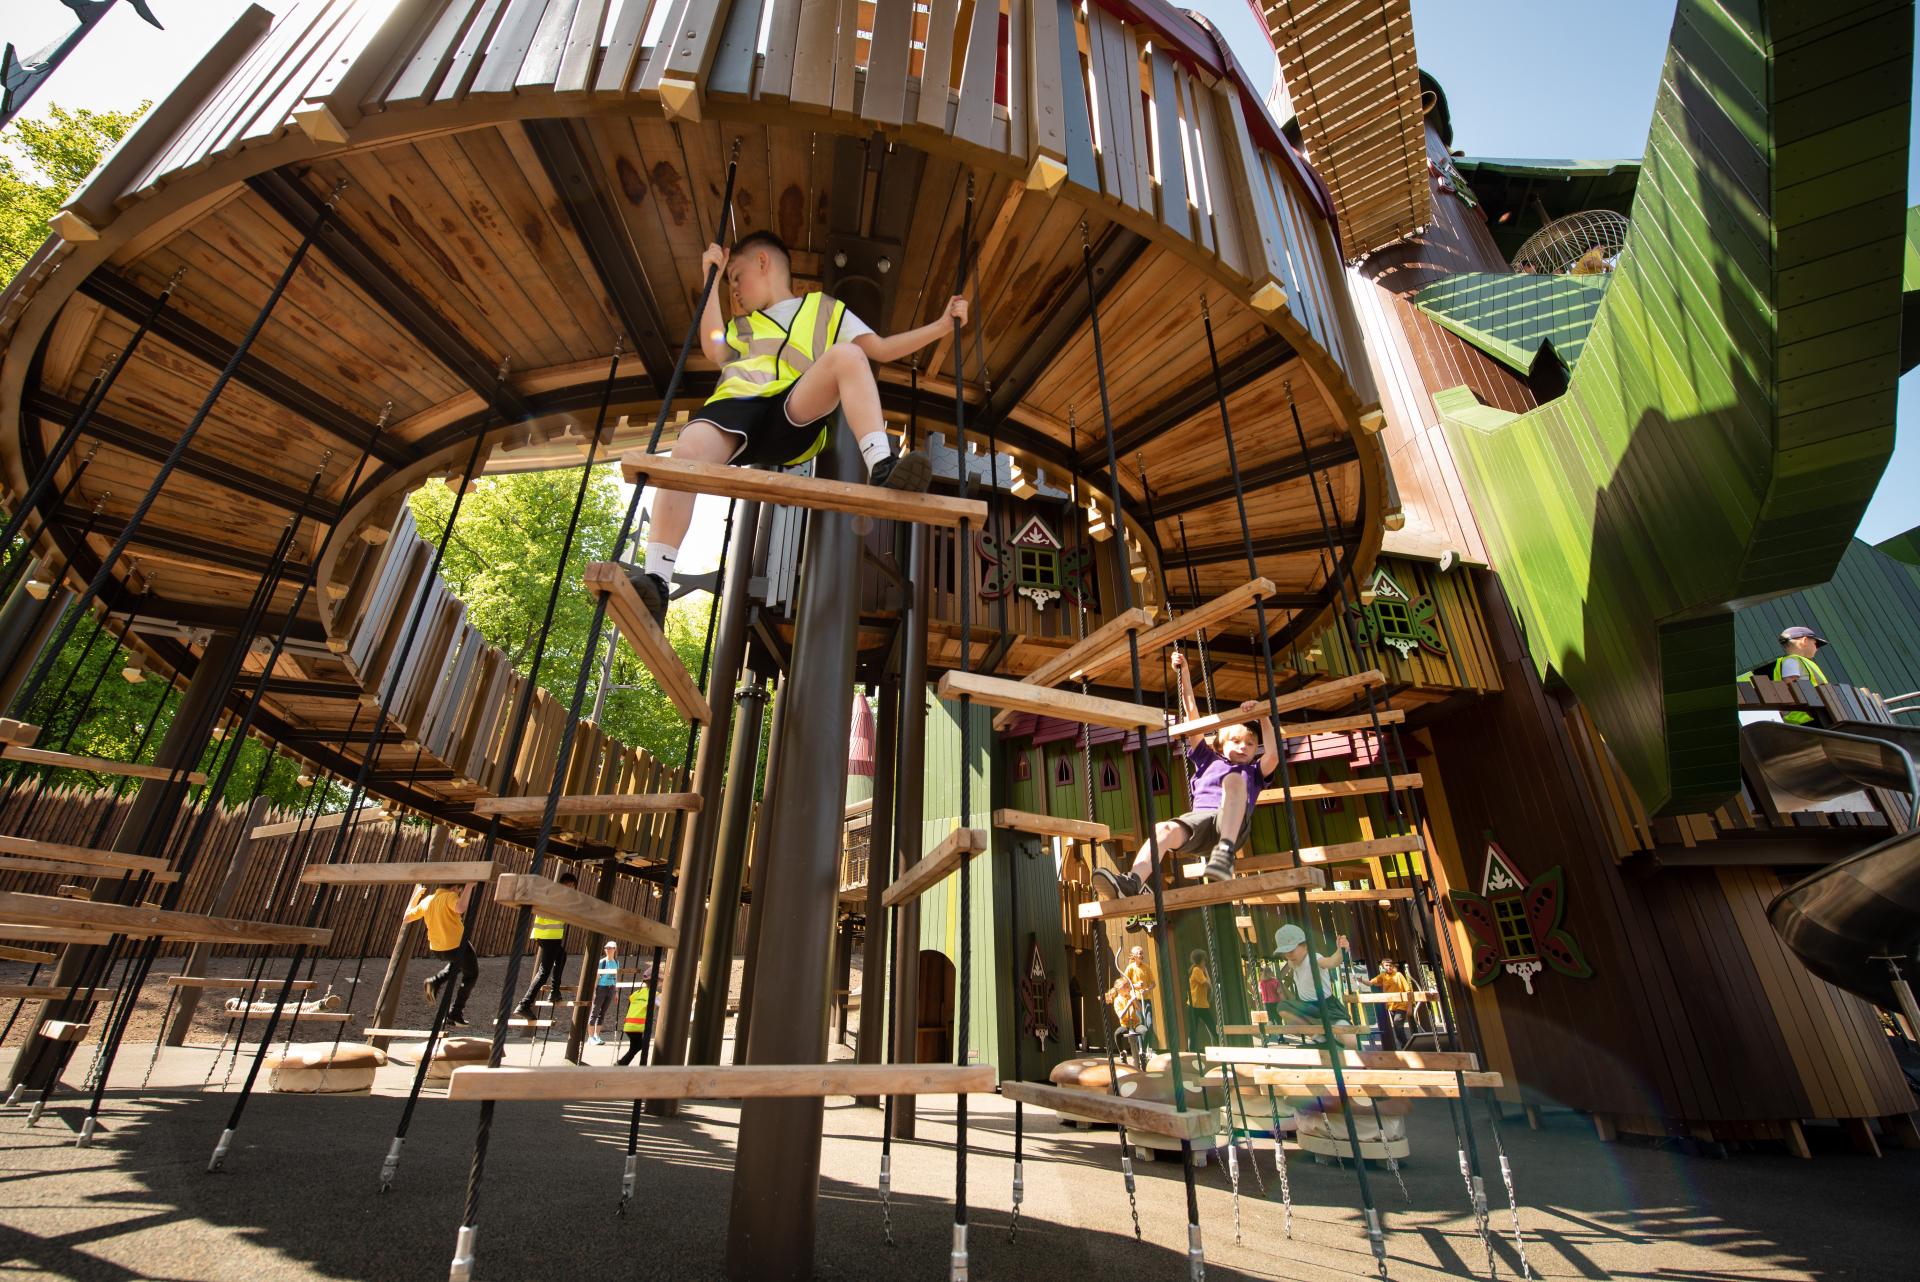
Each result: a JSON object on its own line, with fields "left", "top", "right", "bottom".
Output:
{"left": 1201, "top": 841, "right": 1237, "bottom": 883}
{"left": 869, "top": 451, "right": 932, "bottom": 493}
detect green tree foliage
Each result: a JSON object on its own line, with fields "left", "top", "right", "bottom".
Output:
{"left": 1, "top": 103, "right": 147, "bottom": 283}
{"left": 408, "top": 467, "right": 715, "bottom": 768}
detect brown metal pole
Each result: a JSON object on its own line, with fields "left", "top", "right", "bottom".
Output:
{"left": 163, "top": 793, "right": 273, "bottom": 1045}
{"left": 725, "top": 421, "right": 861, "bottom": 1282}
{"left": 731, "top": 671, "right": 789, "bottom": 1063}
{"left": 0, "top": 567, "right": 72, "bottom": 711}
{"left": 688, "top": 670, "right": 769, "bottom": 1064}
{"left": 852, "top": 676, "right": 898, "bottom": 1104}
{"left": 650, "top": 501, "right": 761, "bottom": 1101}
{"left": 887, "top": 525, "right": 930, "bottom": 1140}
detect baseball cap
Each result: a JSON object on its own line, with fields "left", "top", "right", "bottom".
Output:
{"left": 1779, "top": 625, "right": 1827, "bottom": 645}
{"left": 1271, "top": 923, "right": 1306, "bottom": 956}
{"left": 602, "top": 940, "right": 619, "bottom": 951}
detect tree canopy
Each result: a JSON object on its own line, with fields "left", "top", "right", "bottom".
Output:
{"left": 1, "top": 102, "right": 145, "bottom": 282}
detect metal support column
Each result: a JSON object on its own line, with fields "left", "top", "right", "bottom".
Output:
{"left": 732, "top": 671, "right": 789, "bottom": 1063}
{"left": 688, "top": 671, "right": 769, "bottom": 1065}
{"left": 888, "top": 524, "right": 930, "bottom": 1141}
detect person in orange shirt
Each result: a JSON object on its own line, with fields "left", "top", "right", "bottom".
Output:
{"left": 1186, "top": 950, "right": 1215, "bottom": 1052}
{"left": 404, "top": 882, "right": 476, "bottom": 1027}
{"left": 1367, "top": 958, "right": 1416, "bottom": 1046}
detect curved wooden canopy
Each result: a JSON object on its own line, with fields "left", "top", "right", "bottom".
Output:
{"left": 0, "top": 0, "right": 1388, "bottom": 827}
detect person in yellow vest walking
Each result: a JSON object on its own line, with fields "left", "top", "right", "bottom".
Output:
{"left": 404, "top": 882, "right": 476, "bottom": 1027}
{"left": 1742, "top": 625, "right": 1831, "bottom": 725}
{"left": 514, "top": 870, "right": 577, "bottom": 1019}
{"left": 623, "top": 230, "right": 969, "bottom": 627}
{"left": 615, "top": 966, "right": 655, "bottom": 1066}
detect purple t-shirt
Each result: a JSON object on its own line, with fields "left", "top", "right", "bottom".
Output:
{"left": 1186, "top": 739, "right": 1270, "bottom": 812}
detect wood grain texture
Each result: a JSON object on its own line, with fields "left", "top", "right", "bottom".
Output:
{"left": 470, "top": 792, "right": 701, "bottom": 817}
{"left": 492, "top": 872, "right": 676, "bottom": 949}
{"left": 999, "top": 1080, "right": 1217, "bottom": 1140}
{"left": 1180, "top": 833, "right": 1425, "bottom": 878}
{"left": 250, "top": 806, "right": 387, "bottom": 840}
{"left": 1255, "top": 773, "right": 1422, "bottom": 805}
{"left": 880, "top": 827, "right": 988, "bottom": 909}
{"left": 1, "top": 745, "right": 206, "bottom": 785}
{"left": 1206, "top": 1046, "right": 1479, "bottom": 1072}
{"left": 447, "top": 1061, "right": 997, "bottom": 1100}
{"left": 583, "top": 562, "right": 710, "bottom": 724}
{"left": 0, "top": 892, "right": 332, "bottom": 947}
{"left": 618, "top": 454, "right": 991, "bottom": 528}
{"left": 299, "top": 860, "right": 495, "bottom": 885}
{"left": 164, "top": 975, "right": 316, "bottom": 991}
{"left": 992, "top": 809, "right": 1110, "bottom": 842}
{"left": 0, "top": 835, "right": 174, "bottom": 878}
{"left": 1077, "top": 864, "right": 1325, "bottom": 920}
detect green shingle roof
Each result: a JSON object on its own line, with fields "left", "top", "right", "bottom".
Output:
{"left": 1412, "top": 273, "right": 1609, "bottom": 373}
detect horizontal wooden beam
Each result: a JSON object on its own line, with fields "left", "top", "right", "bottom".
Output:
{"left": 50, "top": 506, "right": 314, "bottom": 581}
{"left": 1078, "top": 865, "right": 1326, "bottom": 920}
{"left": 583, "top": 563, "right": 709, "bottom": 724}
{"left": 1075, "top": 579, "right": 1278, "bottom": 681}
{"left": 999, "top": 1080, "right": 1217, "bottom": 1141}
{"left": 936, "top": 671, "right": 1161, "bottom": 731}
{"left": 991, "top": 607, "right": 1157, "bottom": 730}
{"left": 1210, "top": 1065, "right": 1503, "bottom": 1096}
{"left": 40, "top": 1021, "right": 89, "bottom": 1041}
{"left": 0, "top": 891, "right": 332, "bottom": 947}
{"left": 1257, "top": 773, "right": 1423, "bottom": 805}
{"left": 0, "top": 945, "right": 57, "bottom": 963}
{"left": 0, "top": 854, "right": 180, "bottom": 884}
{"left": 1093, "top": 335, "right": 1296, "bottom": 465}
{"left": 0, "top": 719, "right": 39, "bottom": 746}
{"left": 1181, "top": 834, "right": 1425, "bottom": 878}
{"left": 164, "top": 975, "right": 315, "bottom": 991}
{"left": 1164, "top": 524, "right": 1365, "bottom": 571}
{"left": 1153, "top": 438, "right": 1361, "bottom": 519}
{"left": 299, "top": 860, "right": 495, "bottom": 886}
{"left": 0, "top": 834, "right": 174, "bottom": 877}
{"left": 0, "top": 926, "right": 113, "bottom": 945}
{"left": 446, "top": 1062, "right": 997, "bottom": 1102}
{"left": 619, "top": 454, "right": 990, "bottom": 529}
{"left": 1207, "top": 1046, "right": 1479, "bottom": 1072}
{"left": 1163, "top": 672, "right": 1390, "bottom": 736}
{"left": 470, "top": 792, "right": 701, "bottom": 818}
{"left": 251, "top": 806, "right": 387, "bottom": 840}
{"left": 2, "top": 744, "right": 206, "bottom": 785}
{"left": 880, "top": 827, "right": 989, "bottom": 909}
{"left": 228, "top": 1008, "right": 350, "bottom": 1023}
{"left": 0, "top": 984, "right": 65, "bottom": 1000}
{"left": 992, "top": 809, "right": 1110, "bottom": 842}
{"left": 492, "top": 873, "right": 674, "bottom": 949}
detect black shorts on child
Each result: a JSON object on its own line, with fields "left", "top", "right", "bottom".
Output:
{"left": 691, "top": 390, "right": 831, "bottom": 468}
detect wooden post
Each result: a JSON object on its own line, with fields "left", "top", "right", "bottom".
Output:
{"left": 563, "top": 858, "right": 618, "bottom": 1063}
{"left": 366, "top": 827, "right": 450, "bottom": 1051}
{"left": 0, "top": 566, "right": 71, "bottom": 711}
{"left": 163, "top": 794, "right": 271, "bottom": 1045}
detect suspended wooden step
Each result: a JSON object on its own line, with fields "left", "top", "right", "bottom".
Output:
{"left": 533, "top": 999, "right": 590, "bottom": 1008}
{"left": 299, "top": 860, "right": 496, "bottom": 886}
{"left": 164, "top": 975, "right": 316, "bottom": 992}
{"left": 999, "top": 1080, "right": 1217, "bottom": 1142}
{"left": 498, "top": 1018, "right": 554, "bottom": 1029}
{"left": 619, "top": 453, "right": 990, "bottom": 529}
{"left": 936, "top": 671, "right": 1160, "bottom": 732}
{"left": 0, "top": 834, "right": 172, "bottom": 878}
{"left": 1256, "top": 773, "right": 1423, "bottom": 805}
{"left": 251, "top": 805, "right": 388, "bottom": 840}
{"left": 0, "top": 891, "right": 332, "bottom": 947}
{"left": 1348, "top": 990, "right": 1437, "bottom": 1004}
{"left": 1073, "top": 578, "right": 1278, "bottom": 682}
{"left": 1206, "top": 1065, "right": 1504, "bottom": 1098}
{"left": 0, "top": 945, "right": 56, "bottom": 964}
{"left": 361, "top": 1027, "right": 438, "bottom": 1039}
{"left": 0, "top": 719, "right": 40, "bottom": 746}
{"left": 0, "top": 984, "right": 65, "bottom": 1000}
{"left": 582, "top": 563, "right": 710, "bottom": 725}
{"left": 471, "top": 792, "right": 701, "bottom": 818}
{"left": 492, "top": 872, "right": 674, "bottom": 950}
{"left": 992, "top": 607, "right": 1157, "bottom": 729}
{"left": 2, "top": 926, "right": 111, "bottom": 946}
{"left": 39, "top": 1021, "right": 89, "bottom": 1041}
{"left": 1179, "top": 834, "right": 1425, "bottom": 879}
{"left": 1164, "top": 671, "right": 1390, "bottom": 738}
{"left": 0, "top": 744, "right": 206, "bottom": 785}
{"left": 0, "top": 854, "right": 180, "bottom": 884}
{"left": 447, "top": 1061, "right": 997, "bottom": 1102}
{"left": 879, "top": 827, "right": 989, "bottom": 909}
{"left": 1077, "top": 865, "right": 1326, "bottom": 921}
{"left": 228, "top": 1009, "right": 351, "bottom": 1023}
{"left": 1208, "top": 1046, "right": 1479, "bottom": 1072}
{"left": 992, "top": 809, "right": 1110, "bottom": 842}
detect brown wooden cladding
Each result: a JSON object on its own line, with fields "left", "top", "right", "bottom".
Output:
{"left": 1420, "top": 570, "right": 1910, "bottom": 1128}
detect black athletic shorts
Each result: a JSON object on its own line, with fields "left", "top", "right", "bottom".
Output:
{"left": 690, "top": 389, "right": 831, "bottom": 468}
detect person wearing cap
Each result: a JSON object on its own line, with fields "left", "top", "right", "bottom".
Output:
{"left": 1743, "top": 625, "right": 1830, "bottom": 725}
{"left": 1271, "top": 923, "right": 1351, "bottom": 1033}
{"left": 589, "top": 940, "right": 620, "bottom": 1046}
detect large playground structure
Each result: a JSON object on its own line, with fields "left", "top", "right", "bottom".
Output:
{"left": 0, "top": 1, "right": 1915, "bottom": 1279}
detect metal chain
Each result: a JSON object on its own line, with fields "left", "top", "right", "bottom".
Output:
{"left": 1495, "top": 1133, "right": 1534, "bottom": 1278}
{"left": 1269, "top": 1089, "right": 1295, "bottom": 1237}
{"left": 1373, "top": 1098, "right": 1410, "bottom": 1202}
{"left": 1462, "top": 1148, "right": 1497, "bottom": 1278}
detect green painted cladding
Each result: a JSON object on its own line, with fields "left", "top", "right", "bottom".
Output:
{"left": 1734, "top": 537, "right": 1920, "bottom": 713}
{"left": 1438, "top": 0, "right": 1910, "bottom": 814}
{"left": 1413, "top": 273, "right": 1608, "bottom": 372}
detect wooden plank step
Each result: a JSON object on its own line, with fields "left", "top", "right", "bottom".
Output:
{"left": 0, "top": 719, "right": 40, "bottom": 746}
{"left": 0, "top": 892, "right": 333, "bottom": 947}
{"left": 1180, "top": 834, "right": 1425, "bottom": 878}
{"left": 1, "top": 926, "right": 112, "bottom": 946}
{"left": 299, "top": 860, "right": 496, "bottom": 886}
{"left": 1257, "top": 773, "right": 1423, "bottom": 805}
{"left": 164, "top": 976, "right": 316, "bottom": 992}
{"left": 470, "top": 792, "right": 702, "bottom": 818}
{"left": 936, "top": 671, "right": 1160, "bottom": 731}
{"left": 498, "top": 1018, "right": 554, "bottom": 1028}
{"left": 1, "top": 745, "right": 206, "bottom": 785}
{"left": 0, "top": 985, "right": 65, "bottom": 1000}
{"left": 1207, "top": 1046, "right": 1479, "bottom": 1072}
{"left": 582, "top": 563, "right": 709, "bottom": 724}
{"left": 1347, "top": 990, "right": 1437, "bottom": 1004}
{"left": 1165, "top": 671, "right": 1390, "bottom": 737}
{"left": 226, "top": 1009, "right": 352, "bottom": 1023}
{"left": 447, "top": 1062, "right": 997, "bottom": 1102}
{"left": 251, "top": 806, "right": 388, "bottom": 840}
{"left": 619, "top": 453, "right": 990, "bottom": 529}
{"left": 493, "top": 872, "right": 675, "bottom": 950}
{"left": 1075, "top": 578, "right": 1278, "bottom": 681}
{"left": 0, "top": 854, "right": 180, "bottom": 883}
{"left": 39, "top": 1020, "right": 88, "bottom": 1041}
{"left": 0, "top": 834, "right": 173, "bottom": 877}
{"left": 1078, "top": 865, "right": 1326, "bottom": 920}
{"left": 1220, "top": 1066, "right": 1503, "bottom": 1097}
{"left": 993, "top": 607, "right": 1157, "bottom": 727}
{"left": 999, "top": 1080, "right": 1217, "bottom": 1141}
{"left": 879, "top": 827, "right": 989, "bottom": 909}
{"left": 0, "top": 945, "right": 57, "bottom": 964}
{"left": 992, "top": 808, "right": 1110, "bottom": 842}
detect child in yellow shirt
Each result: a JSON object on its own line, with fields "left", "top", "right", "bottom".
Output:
{"left": 404, "top": 883, "right": 476, "bottom": 1027}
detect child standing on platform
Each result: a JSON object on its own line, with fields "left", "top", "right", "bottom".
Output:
{"left": 405, "top": 882, "right": 476, "bottom": 1027}
{"left": 515, "top": 871, "right": 577, "bottom": 1018}
{"left": 589, "top": 940, "right": 620, "bottom": 1046}
{"left": 625, "top": 231, "right": 969, "bottom": 628}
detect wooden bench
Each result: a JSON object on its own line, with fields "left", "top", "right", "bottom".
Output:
{"left": 471, "top": 793, "right": 701, "bottom": 818}
{"left": 618, "top": 453, "right": 990, "bottom": 529}
{"left": 582, "top": 563, "right": 709, "bottom": 724}
{"left": 999, "top": 1080, "right": 1217, "bottom": 1142}
{"left": 492, "top": 873, "right": 675, "bottom": 950}
{"left": 936, "top": 671, "right": 1160, "bottom": 731}
{"left": 446, "top": 1062, "right": 996, "bottom": 1102}
{"left": 879, "top": 828, "right": 988, "bottom": 909}
{"left": 1077, "top": 866, "right": 1326, "bottom": 920}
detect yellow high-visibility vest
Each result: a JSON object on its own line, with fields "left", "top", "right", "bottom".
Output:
{"left": 1773, "top": 655, "right": 1828, "bottom": 725}
{"left": 531, "top": 915, "right": 564, "bottom": 941}
{"left": 623, "top": 986, "right": 652, "bottom": 1033}
{"left": 707, "top": 293, "right": 848, "bottom": 464}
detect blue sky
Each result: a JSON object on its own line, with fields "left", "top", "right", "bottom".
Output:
{"left": 9, "top": 0, "right": 1917, "bottom": 548}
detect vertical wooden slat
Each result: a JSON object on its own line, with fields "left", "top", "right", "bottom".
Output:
{"left": 641, "top": 0, "right": 731, "bottom": 119}
{"left": 470, "top": 0, "right": 556, "bottom": 98}
{"left": 757, "top": 0, "right": 806, "bottom": 103}
{"left": 1191, "top": 83, "right": 1244, "bottom": 277}
{"left": 861, "top": 0, "right": 913, "bottom": 126}
{"left": 916, "top": 0, "right": 962, "bottom": 132}
{"left": 514, "top": 0, "right": 587, "bottom": 91}
{"left": 434, "top": 0, "right": 513, "bottom": 103}
{"left": 789, "top": 0, "right": 843, "bottom": 111}
{"left": 594, "top": 0, "right": 659, "bottom": 94}
{"left": 707, "top": 0, "right": 768, "bottom": 99}
{"left": 830, "top": 0, "right": 861, "bottom": 116}
{"left": 553, "top": 0, "right": 610, "bottom": 94}
{"left": 950, "top": 0, "right": 1003, "bottom": 148}
{"left": 1148, "top": 44, "right": 1190, "bottom": 240}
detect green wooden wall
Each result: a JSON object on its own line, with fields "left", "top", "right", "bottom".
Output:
{"left": 1436, "top": 0, "right": 1910, "bottom": 814}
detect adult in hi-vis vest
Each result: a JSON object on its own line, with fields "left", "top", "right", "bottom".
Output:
{"left": 515, "top": 870, "right": 577, "bottom": 1018}
{"left": 623, "top": 231, "right": 969, "bottom": 627}
{"left": 1742, "top": 625, "right": 1831, "bottom": 725}
{"left": 616, "top": 968, "right": 654, "bottom": 1066}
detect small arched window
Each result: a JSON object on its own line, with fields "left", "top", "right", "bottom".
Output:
{"left": 1052, "top": 755, "right": 1073, "bottom": 788}
{"left": 1099, "top": 758, "right": 1121, "bottom": 792}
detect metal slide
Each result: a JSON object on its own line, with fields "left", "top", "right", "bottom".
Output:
{"left": 1743, "top": 722, "right": 1920, "bottom": 1011}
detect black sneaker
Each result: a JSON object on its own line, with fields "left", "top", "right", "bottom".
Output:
{"left": 869, "top": 451, "right": 932, "bottom": 493}
{"left": 446, "top": 1011, "right": 468, "bottom": 1028}
{"left": 1093, "top": 868, "right": 1144, "bottom": 899}
{"left": 624, "top": 565, "right": 670, "bottom": 630}
{"left": 1201, "top": 841, "right": 1237, "bottom": 883}
{"left": 515, "top": 1002, "right": 534, "bottom": 1019}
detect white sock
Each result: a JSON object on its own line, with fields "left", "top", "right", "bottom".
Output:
{"left": 644, "top": 544, "right": 678, "bottom": 580}
{"left": 858, "top": 433, "right": 894, "bottom": 473}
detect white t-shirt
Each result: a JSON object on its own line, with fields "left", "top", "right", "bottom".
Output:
{"left": 749, "top": 296, "right": 874, "bottom": 344}
{"left": 1290, "top": 953, "right": 1334, "bottom": 1001}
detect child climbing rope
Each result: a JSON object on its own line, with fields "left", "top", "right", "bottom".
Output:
{"left": 589, "top": 940, "right": 619, "bottom": 1046}
{"left": 1095, "top": 650, "right": 1282, "bottom": 895}
{"left": 404, "top": 882, "right": 476, "bottom": 1027}
{"left": 514, "top": 871, "right": 577, "bottom": 1018}
{"left": 615, "top": 966, "right": 654, "bottom": 1066}
{"left": 626, "top": 231, "right": 970, "bottom": 625}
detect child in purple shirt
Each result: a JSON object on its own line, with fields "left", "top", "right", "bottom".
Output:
{"left": 1095, "top": 651, "right": 1283, "bottom": 896}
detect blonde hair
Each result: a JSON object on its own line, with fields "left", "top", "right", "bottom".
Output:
{"left": 1213, "top": 719, "right": 1262, "bottom": 753}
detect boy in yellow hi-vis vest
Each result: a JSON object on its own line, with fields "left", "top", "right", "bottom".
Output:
{"left": 514, "top": 870, "right": 577, "bottom": 1018}
{"left": 616, "top": 967, "right": 655, "bottom": 1066}
{"left": 626, "top": 231, "right": 969, "bottom": 626}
